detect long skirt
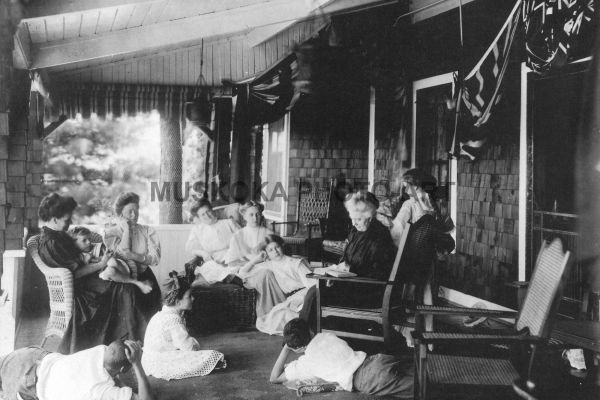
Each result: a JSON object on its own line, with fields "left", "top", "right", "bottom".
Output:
{"left": 137, "top": 267, "right": 162, "bottom": 322}
{"left": 142, "top": 350, "right": 226, "bottom": 380}
{"left": 58, "top": 273, "right": 146, "bottom": 354}
{"left": 353, "top": 354, "right": 414, "bottom": 398}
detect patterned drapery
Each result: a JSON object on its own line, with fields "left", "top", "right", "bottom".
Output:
{"left": 53, "top": 82, "right": 203, "bottom": 120}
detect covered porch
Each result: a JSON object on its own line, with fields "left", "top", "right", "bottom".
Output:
{"left": 1, "top": 0, "right": 600, "bottom": 399}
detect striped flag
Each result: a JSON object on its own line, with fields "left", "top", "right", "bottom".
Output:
{"left": 451, "top": 0, "right": 522, "bottom": 160}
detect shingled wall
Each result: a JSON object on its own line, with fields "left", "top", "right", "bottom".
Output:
{"left": 443, "top": 142, "right": 520, "bottom": 305}
{"left": 286, "top": 131, "right": 369, "bottom": 224}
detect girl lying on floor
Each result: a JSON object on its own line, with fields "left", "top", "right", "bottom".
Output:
{"left": 238, "top": 234, "right": 316, "bottom": 334}
{"left": 141, "top": 272, "right": 226, "bottom": 380}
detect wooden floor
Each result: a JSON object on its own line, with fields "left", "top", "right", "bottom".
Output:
{"left": 8, "top": 311, "right": 599, "bottom": 400}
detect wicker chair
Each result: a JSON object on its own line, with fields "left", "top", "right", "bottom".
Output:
{"left": 309, "top": 215, "right": 438, "bottom": 349}
{"left": 26, "top": 231, "right": 103, "bottom": 347}
{"left": 271, "top": 178, "right": 333, "bottom": 259}
{"left": 412, "top": 238, "right": 571, "bottom": 400}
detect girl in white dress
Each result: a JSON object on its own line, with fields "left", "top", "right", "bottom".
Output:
{"left": 239, "top": 234, "right": 315, "bottom": 328}
{"left": 224, "top": 201, "right": 274, "bottom": 265}
{"left": 186, "top": 199, "right": 241, "bottom": 284}
{"left": 142, "top": 272, "right": 226, "bottom": 380}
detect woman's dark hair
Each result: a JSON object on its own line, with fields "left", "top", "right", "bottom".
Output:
{"left": 402, "top": 169, "right": 437, "bottom": 195}
{"left": 264, "top": 234, "right": 285, "bottom": 248}
{"left": 190, "top": 198, "right": 213, "bottom": 217}
{"left": 283, "top": 318, "right": 311, "bottom": 349}
{"left": 114, "top": 192, "right": 140, "bottom": 216}
{"left": 163, "top": 271, "right": 191, "bottom": 307}
{"left": 70, "top": 226, "right": 92, "bottom": 238}
{"left": 38, "top": 193, "right": 77, "bottom": 222}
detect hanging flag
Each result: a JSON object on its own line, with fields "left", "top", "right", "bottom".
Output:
{"left": 523, "top": 0, "right": 595, "bottom": 73}
{"left": 450, "top": 0, "right": 522, "bottom": 160}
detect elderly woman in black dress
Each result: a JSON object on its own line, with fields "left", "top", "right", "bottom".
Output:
{"left": 37, "top": 193, "right": 145, "bottom": 354}
{"left": 325, "top": 191, "right": 397, "bottom": 308}
{"left": 300, "top": 191, "right": 397, "bottom": 324}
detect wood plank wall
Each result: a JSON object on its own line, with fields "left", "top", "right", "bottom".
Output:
{"left": 50, "top": 19, "right": 326, "bottom": 87}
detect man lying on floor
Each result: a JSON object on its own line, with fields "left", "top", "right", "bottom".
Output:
{"left": 0, "top": 339, "right": 155, "bottom": 400}
{"left": 269, "top": 318, "right": 414, "bottom": 398}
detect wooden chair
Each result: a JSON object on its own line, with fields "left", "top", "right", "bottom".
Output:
{"left": 412, "top": 238, "right": 571, "bottom": 400}
{"left": 307, "top": 215, "right": 438, "bottom": 349}
{"left": 272, "top": 177, "right": 333, "bottom": 259}
{"left": 318, "top": 178, "right": 351, "bottom": 266}
{"left": 26, "top": 230, "right": 103, "bottom": 347}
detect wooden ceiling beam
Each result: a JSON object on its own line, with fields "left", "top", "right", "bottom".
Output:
{"left": 29, "top": 0, "right": 332, "bottom": 69}
{"left": 23, "top": 0, "right": 156, "bottom": 20}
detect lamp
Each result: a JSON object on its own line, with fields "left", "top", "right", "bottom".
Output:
{"left": 185, "top": 39, "right": 214, "bottom": 140}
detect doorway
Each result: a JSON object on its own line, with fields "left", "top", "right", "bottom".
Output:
{"left": 527, "top": 62, "right": 588, "bottom": 308}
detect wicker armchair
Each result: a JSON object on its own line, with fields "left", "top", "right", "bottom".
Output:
{"left": 26, "top": 231, "right": 103, "bottom": 347}
{"left": 27, "top": 234, "right": 74, "bottom": 347}
{"left": 412, "top": 238, "right": 571, "bottom": 400}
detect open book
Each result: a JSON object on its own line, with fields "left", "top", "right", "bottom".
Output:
{"left": 312, "top": 263, "right": 357, "bottom": 278}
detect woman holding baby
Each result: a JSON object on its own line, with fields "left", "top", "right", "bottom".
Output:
{"left": 36, "top": 193, "right": 146, "bottom": 354}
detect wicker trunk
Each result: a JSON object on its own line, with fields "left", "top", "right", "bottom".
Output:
{"left": 189, "top": 283, "right": 257, "bottom": 332}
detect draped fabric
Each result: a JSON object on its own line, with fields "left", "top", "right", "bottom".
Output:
{"left": 53, "top": 82, "right": 202, "bottom": 121}
{"left": 233, "top": 54, "right": 296, "bottom": 127}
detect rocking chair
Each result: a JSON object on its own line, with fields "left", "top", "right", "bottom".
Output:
{"left": 271, "top": 177, "right": 333, "bottom": 259}
{"left": 412, "top": 238, "right": 571, "bottom": 400}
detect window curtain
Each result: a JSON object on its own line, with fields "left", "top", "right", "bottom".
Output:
{"left": 52, "top": 82, "right": 201, "bottom": 121}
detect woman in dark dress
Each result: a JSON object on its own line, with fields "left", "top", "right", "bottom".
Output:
{"left": 321, "top": 191, "right": 397, "bottom": 308}
{"left": 105, "top": 192, "right": 162, "bottom": 321}
{"left": 37, "top": 193, "right": 145, "bottom": 354}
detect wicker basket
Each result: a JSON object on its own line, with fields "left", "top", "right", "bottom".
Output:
{"left": 189, "top": 283, "right": 257, "bottom": 332}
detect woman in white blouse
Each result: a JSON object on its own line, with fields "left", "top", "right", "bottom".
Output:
{"left": 224, "top": 200, "right": 274, "bottom": 264}
{"left": 239, "top": 234, "right": 316, "bottom": 334}
{"left": 186, "top": 198, "right": 240, "bottom": 284}
{"left": 107, "top": 192, "right": 162, "bottom": 321}
{"left": 142, "top": 272, "right": 225, "bottom": 380}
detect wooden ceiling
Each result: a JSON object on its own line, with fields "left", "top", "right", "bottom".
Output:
{"left": 13, "top": 0, "right": 475, "bottom": 86}
{"left": 14, "top": 0, "right": 392, "bottom": 71}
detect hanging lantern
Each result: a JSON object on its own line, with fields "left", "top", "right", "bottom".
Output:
{"left": 185, "top": 38, "right": 214, "bottom": 140}
{"left": 185, "top": 96, "right": 212, "bottom": 126}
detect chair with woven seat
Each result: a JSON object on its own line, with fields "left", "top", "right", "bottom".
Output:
{"left": 412, "top": 238, "right": 571, "bottom": 400}
{"left": 308, "top": 214, "right": 438, "bottom": 349}
{"left": 26, "top": 230, "right": 103, "bottom": 347}
{"left": 272, "top": 178, "right": 333, "bottom": 260}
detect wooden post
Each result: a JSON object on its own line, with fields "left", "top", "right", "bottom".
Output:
{"left": 230, "top": 87, "right": 252, "bottom": 203}
{"left": 159, "top": 117, "right": 183, "bottom": 224}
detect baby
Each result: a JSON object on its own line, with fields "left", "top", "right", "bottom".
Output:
{"left": 70, "top": 227, "right": 153, "bottom": 294}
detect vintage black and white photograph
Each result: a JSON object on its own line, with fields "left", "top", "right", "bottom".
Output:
{"left": 0, "top": 0, "right": 599, "bottom": 399}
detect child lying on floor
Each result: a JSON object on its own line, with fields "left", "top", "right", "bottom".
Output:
{"left": 141, "top": 271, "right": 226, "bottom": 380}
{"left": 70, "top": 226, "right": 152, "bottom": 294}
{"left": 269, "top": 318, "right": 414, "bottom": 398}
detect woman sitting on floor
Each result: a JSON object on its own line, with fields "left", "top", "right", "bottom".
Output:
{"left": 238, "top": 234, "right": 316, "bottom": 334}
{"left": 187, "top": 198, "right": 241, "bottom": 284}
{"left": 223, "top": 200, "right": 274, "bottom": 265}
{"left": 142, "top": 272, "right": 226, "bottom": 380}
